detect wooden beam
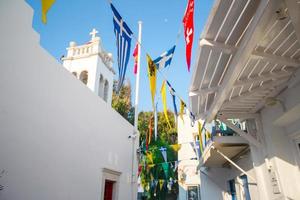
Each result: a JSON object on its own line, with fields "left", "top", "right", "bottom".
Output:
{"left": 218, "top": 113, "right": 260, "bottom": 120}
{"left": 189, "top": 69, "right": 290, "bottom": 98}
{"left": 234, "top": 70, "right": 293, "bottom": 87}
{"left": 190, "top": 0, "right": 223, "bottom": 91}
{"left": 199, "top": 38, "right": 237, "bottom": 55}
{"left": 212, "top": 146, "right": 256, "bottom": 182}
{"left": 219, "top": 113, "right": 260, "bottom": 125}
{"left": 189, "top": 86, "right": 219, "bottom": 97}
{"left": 222, "top": 78, "right": 288, "bottom": 108}
{"left": 205, "top": 0, "right": 276, "bottom": 122}
{"left": 252, "top": 50, "right": 300, "bottom": 67}
{"left": 250, "top": 82, "right": 288, "bottom": 113}
{"left": 218, "top": 116, "right": 261, "bottom": 148}
{"left": 284, "top": 0, "right": 300, "bottom": 42}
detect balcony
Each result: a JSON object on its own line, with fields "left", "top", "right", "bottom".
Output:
{"left": 199, "top": 122, "right": 249, "bottom": 167}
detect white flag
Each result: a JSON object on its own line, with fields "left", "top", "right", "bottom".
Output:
{"left": 159, "top": 147, "right": 168, "bottom": 162}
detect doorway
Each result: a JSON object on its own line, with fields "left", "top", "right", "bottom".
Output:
{"left": 101, "top": 168, "right": 121, "bottom": 200}
{"left": 104, "top": 180, "right": 115, "bottom": 200}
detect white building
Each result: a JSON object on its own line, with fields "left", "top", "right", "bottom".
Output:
{"left": 177, "top": 114, "right": 201, "bottom": 200}
{"left": 0, "top": 0, "right": 136, "bottom": 199}
{"left": 178, "top": 114, "right": 223, "bottom": 200}
{"left": 189, "top": 0, "right": 300, "bottom": 200}
{"left": 62, "top": 29, "right": 115, "bottom": 104}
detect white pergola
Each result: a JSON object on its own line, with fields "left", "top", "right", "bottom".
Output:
{"left": 190, "top": 0, "right": 300, "bottom": 125}
{"left": 190, "top": 0, "right": 300, "bottom": 175}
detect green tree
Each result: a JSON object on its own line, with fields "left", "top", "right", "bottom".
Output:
{"left": 138, "top": 110, "right": 179, "bottom": 199}
{"left": 111, "top": 80, "right": 134, "bottom": 125}
{"left": 138, "top": 110, "right": 177, "bottom": 144}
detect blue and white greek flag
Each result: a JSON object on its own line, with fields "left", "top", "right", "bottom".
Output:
{"left": 110, "top": 3, "right": 133, "bottom": 92}
{"left": 153, "top": 45, "right": 176, "bottom": 70}
{"left": 166, "top": 80, "right": 178, "bottom": 116}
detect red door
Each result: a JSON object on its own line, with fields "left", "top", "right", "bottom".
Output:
{"left": 104, "top": 180, "right": 114, "bottom": 200}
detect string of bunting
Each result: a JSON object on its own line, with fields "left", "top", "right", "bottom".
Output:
{"left": 39, "top": 1, "right": 210, "bottom": 194}
{"left": 107, "top": 1, "right": 197, "bottom": 122}
{"left": 142, "top": 141, "right": 211, "bottom": 164}
{"left": 106, "top": 1, "right": 206, "bottom": 195}
{"left": 137, "top": 169, "right": 220, "bottom": 194}
{"left": 140, "top": 138, "right": 215, "bottom": 154}
{"left": 140, "top": 157, "right": 197, "bottom": 168}
{"left": 139, "top": 168, "right": 223, "bottom": 183}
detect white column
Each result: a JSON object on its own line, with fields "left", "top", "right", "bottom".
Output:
{"left": 131, "top": 21, "right": 142, "bottom": 200}
{"left": 134, "top": 21, "right": 142, "bottom": 132}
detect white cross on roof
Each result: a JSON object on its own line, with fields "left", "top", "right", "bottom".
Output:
{"left": 89, "top": 28, "right": 98, "bottom": 40}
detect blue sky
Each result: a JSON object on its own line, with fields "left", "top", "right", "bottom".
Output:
{"left": 26, "top": 0, "right": 213, "bottom": 112}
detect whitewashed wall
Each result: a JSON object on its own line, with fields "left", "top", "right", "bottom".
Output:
{"left": 259, "top": 71, "right": 300, "bottom": 200}
{"left": 178, "top": 114, "right": 200, "bottom": 200}
{"left": 199, "top": 168, "right": 225, "bottom": 200}
{"left": 0, "top": 1, "right": 135, "bottom": 199}
{"left": 200, "top": 152, "right": 259, "bottom": 200}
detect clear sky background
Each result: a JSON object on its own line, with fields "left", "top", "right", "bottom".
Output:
{"left": 26, "top": 0, "right": 213, "bottom": 112}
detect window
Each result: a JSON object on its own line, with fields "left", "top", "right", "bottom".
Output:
{"left": 79, "top": 71, "right": 88, "bottom": 85}
{"left": 187, "top": 185, "right": 200, "bottom": 200}
{"left": 104, "top": 80, "right": 109, "bottom": 102}
{"left": 240, "top": 175, "right": 251, "bottom": 200}
{"left": 228, "top": 179, "right": 236, "bottom": 200}
{"left": 98, "top": 74, "right": 104, "bottom": 98}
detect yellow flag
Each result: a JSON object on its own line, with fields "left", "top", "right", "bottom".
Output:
{"left": 146, "top": 183, "right": 150, "bottom": 191}
{"left": 170, "top": 144, "right": 181, "bottom": 152}
{"left": 141, "top": 178, "right": 147, "bottom": 189}
{"left": 146, "top": 152, "right": 153, "bottom": 164}
{"left": 148, "top": 164, "right": 155, "bottom": 169}
{"left": 41, "top": 0, "right": 56, "bottom": 24}
{"left": 206, "top": 130, "right": 211, "bottom": 140}
{"left": 147, "top": 54, "right": 157, "bottom": 110}
{"left": 179, "top": 99, "right": 186, "bottom": 121}
{"left": 159, "top": 179, "right": 164, "bottom": 190}
{"left": 198, "top": 122, "right": 204, "bottom": 154}
{"left": 160, "top": 80, "right": 172, "bottom": 129}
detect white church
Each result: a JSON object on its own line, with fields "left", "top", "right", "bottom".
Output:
{"left": 0, "top": 0, "right": 137, "bottom": 200}
{"left": 62, "top": 28, "right": 115, "bottom": 104}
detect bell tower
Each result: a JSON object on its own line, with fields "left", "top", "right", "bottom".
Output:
{"left": 62, "top": 28, "right": 115, "bottom": 104}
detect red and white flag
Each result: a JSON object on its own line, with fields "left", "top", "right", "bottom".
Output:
{"left": 132, "top": 43, "right": 139, "bottom": 75}
{"left": 182, "top": 0, "right": 194, "bottom": 72}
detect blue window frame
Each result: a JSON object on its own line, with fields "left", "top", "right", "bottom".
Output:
{"left": 240, "top": 175, "right": 251, "bottom": 200}
{"left": 228, "top": 179, "right": 236, "bottom": 200}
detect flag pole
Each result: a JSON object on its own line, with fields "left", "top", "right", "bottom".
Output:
{"left": 132, "top": 20, "right": 142, "bottom": 200}
{"left": 154, "top": 102, "right": 158, "bottom": 140}
{"left": 134, "top": 21, "right": 142, "bottom": 132}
